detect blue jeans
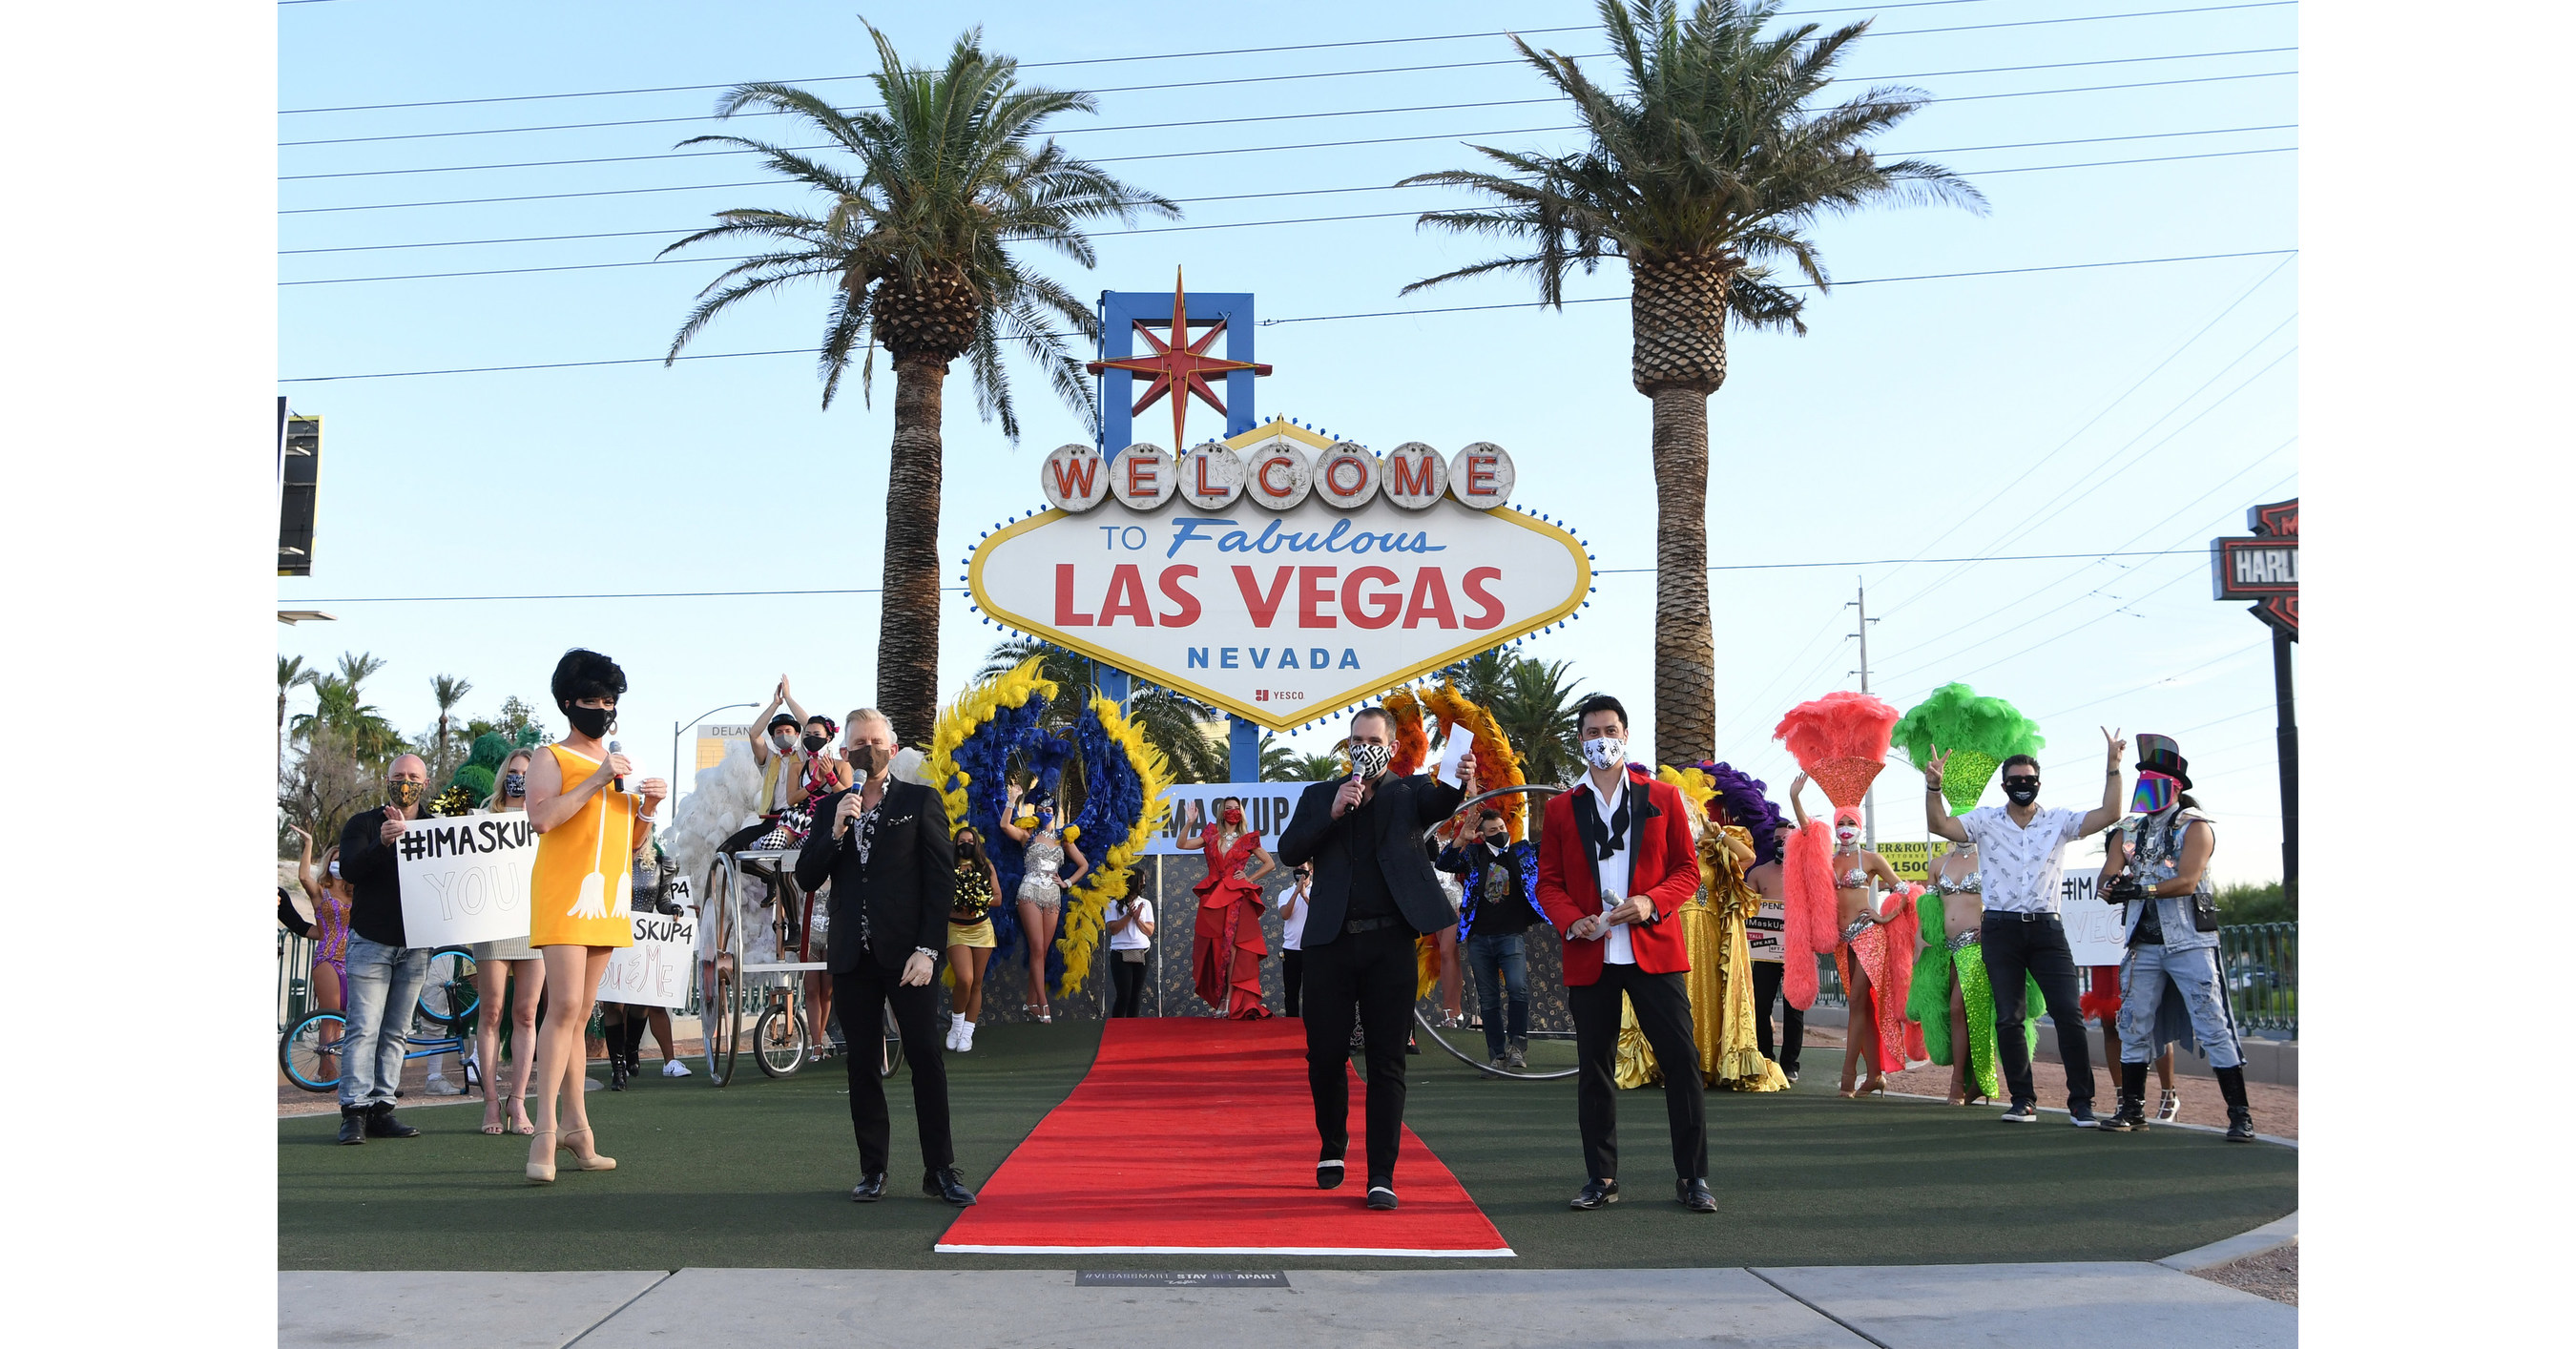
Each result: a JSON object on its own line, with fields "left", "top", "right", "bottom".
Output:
{"left": 2119, "top": 942, "right": 2242, "bottom": 1069}
{"left": 1464, "top": 932, "right": 1528, "bottom": 1060}
{"left": 339, "top": 935, "right": 432, "bottom": 1110}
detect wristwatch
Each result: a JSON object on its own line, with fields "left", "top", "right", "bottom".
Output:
{"left": 912, "top": 945, "right": 937, "bottom": 959}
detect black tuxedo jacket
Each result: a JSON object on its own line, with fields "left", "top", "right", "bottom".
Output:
{"left": 792, "top": 778, "right": 956, "bottom": 974}
{"left": 1277, "top": 773, "right": 1465, "bottom": 944}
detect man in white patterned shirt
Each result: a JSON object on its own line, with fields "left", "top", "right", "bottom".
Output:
{"left": 1923, "top": 729, "right": 2129, "bottom": 1126}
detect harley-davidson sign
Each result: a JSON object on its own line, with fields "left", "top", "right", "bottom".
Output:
{"left": 966, "top": 420, "right": 1589, "bottom": 732}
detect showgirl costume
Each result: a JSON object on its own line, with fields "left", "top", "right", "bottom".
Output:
{"left": 1893, "top": 683, "right": 2046, "bottom": 1101}
{"left": 1775, "top": 694, "right": 1922, "bottom": 1073}
{"left": 1017, "top": 828, "right": 1068, "bottom": 912}
{"left": 949, "top": 853, "right": 998, "bottom": 949}
{"left": 529, "top": 742, "right": 636, "bottom": 950}
{"left": 1191, "top": 824, "right": 1272, "bottom": 1019}
{"left": 1616, "top": 763, "right": 1790, "bottom": 1092}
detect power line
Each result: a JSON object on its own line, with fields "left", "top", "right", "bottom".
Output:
{"left": 278, "top": 246, "right": 2296, "bottom": 381}
{"left": 275, "top": 45, "right": 2295, "bottom": 148}
{"left": 276, "top": 47, "right": 2296, "bottom": 164}
{"left": 1868, "top": 254, "right": 2294, "bottom": 613}
{"left": 276, "top": 4, "right": 2287, "bottom": 115}
{"left": 1870, "top": 315, "right": 2299, "bottom": 624}
{"left": 282, "top": 165, "right": 2296, "bottom": 288}
{"left": 279, "top": 547, "right": 2195, "bottom": 605}
{"left": 281, "top": 123, "right": 2297, "bottom": 247}
{"left": 277, "top": 70, "right": 2298, "bottom": 184}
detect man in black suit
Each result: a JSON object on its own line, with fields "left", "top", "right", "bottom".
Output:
{"left": 794, "top": 708, "right": 976, "bottom": 1207}
{"left": 1277, "top": 706, "right": 1475, "bottom": 1212}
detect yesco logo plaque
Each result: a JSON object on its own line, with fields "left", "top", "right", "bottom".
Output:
{"left": 966, "top": 418, "right": 1589, "bottom": 732}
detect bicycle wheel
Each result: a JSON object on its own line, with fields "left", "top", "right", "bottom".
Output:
{"left": 754, "top": 999, "right": 810, "bottom": 1078}
{"left": 417, "top": 946, "right": 480, "bottom": 1028}
{"left": 879, "top": 1002, "right": 904, "bottom": 1079}
{"left": 705, "top": 965, "right": 740, "bottom": 1086}
{"left": 280, "top": 1010, "right": 348, "bottom": 1093}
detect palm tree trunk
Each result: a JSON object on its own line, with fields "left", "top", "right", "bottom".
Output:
{"left": 1649, "top": 384, "right": 1715, "bottom": 762}
{"left": 878, "top": 352, "right": 950, "bottom": 745}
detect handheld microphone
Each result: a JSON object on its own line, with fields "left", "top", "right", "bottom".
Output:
{"left": 609, "top": 740, "right": 626, "bottom": 794}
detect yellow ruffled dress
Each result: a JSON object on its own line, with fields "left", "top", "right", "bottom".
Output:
{"left": 1615, "top": 821, "right": 1790, "bottom": 1092}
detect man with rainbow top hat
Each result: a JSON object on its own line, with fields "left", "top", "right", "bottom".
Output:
{"left": 2097, "top": 734, "right": 2254, "bottom": 1141}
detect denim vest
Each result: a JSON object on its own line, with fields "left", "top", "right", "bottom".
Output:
{"left": 2115, "top": 810, "right": 2217, "bottom": 953}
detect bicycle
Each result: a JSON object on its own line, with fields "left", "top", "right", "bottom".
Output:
{"left": 703, "top": 849, "right": 905, "bottom": 1084}
{"left": 279, "top": 946, "right": 480, "bottom": 1093}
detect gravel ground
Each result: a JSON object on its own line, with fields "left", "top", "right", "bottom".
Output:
{"left": 279, "top": 1036, "right": 706, "bottom": 1118}
{"left": 2194, "top": 1241, "right": 2297, "bottom": 1303}
{"left": 1798, "top": 1026, "right": 2298, "bottom": 1139}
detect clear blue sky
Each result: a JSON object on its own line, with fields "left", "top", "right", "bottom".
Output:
{"left": 276, "top": 0, "right": 2297, "bottom": 882}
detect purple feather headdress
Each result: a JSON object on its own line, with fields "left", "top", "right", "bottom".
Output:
{"left": 1699, "top": 761, "right": 1787, "bottom": 866}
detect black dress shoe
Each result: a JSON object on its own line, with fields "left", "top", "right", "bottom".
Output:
{"left": 1677, "top": 1178, "right": 1717, "bottom": 1213}
{"left": 364, "top": 1103, "right": 420, "bottom": 1139}
{"left": 1365, "top": 1185, "right": 1400, "bottom": 1211}
{"left": 337, "top": 1109, "right": 367, "bottom": 1145}
{"left": 1569, "top": 1179, "right": 1618, "bottom": 1210}
{"left": 924, "top": 1167, "right": 978, "bottom": 1206}
{"left": 851, "top": 1173, "right": 888, "bottom": 1202}
{"left": 1316, "top": 1159, "right": 1345, "bottom": 1190}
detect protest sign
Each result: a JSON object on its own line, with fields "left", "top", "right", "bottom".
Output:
{"left": 602, "top": 875, "right": 696, "bottom": 1009}
{"left": 1145, "top": 781, "right": 1317, "bottom": 855}
{"left": 2059, "top": 871, "right": 2128, "bottom": 966}
{"left": 394, "top": 813, "right": 536, "bottom": 947}
{"left": 1745, "top": 899, "right": 1787, "bottom": 964}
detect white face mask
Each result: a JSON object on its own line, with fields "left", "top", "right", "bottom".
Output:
{"left": 1580, "top": 736, "right": 1626, "bottom": 771}
{"left": 1835, "top": 826, "right": 1861, "bottom": 847}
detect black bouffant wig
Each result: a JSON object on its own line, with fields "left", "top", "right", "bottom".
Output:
{"left": 551, "top": 648, "right": 626, "bottom": 710}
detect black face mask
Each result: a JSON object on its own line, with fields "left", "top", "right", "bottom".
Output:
{"left": 801, "top": 734, "right": 828, "bottom": 754}
{"left": 848, "top": 743, "right": 886, "bottom": 775}
{"left": 2003, "top": 778, "right": 2040, "bottom": 806}
{"left": 566, "top": 704, "right": 613, "bottom": 738}
{"left": 386, "top": 780, "right": 423, "bottom": 809}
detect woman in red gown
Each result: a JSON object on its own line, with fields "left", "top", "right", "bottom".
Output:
{"left": 1192, "top": 797, "right": 1278, "bottom": 1019}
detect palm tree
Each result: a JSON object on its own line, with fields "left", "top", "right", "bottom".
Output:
{"left": 1436, "top": 649, "right": 1515, "bottom": 712}
{"left": 1261, "top": 733, "right": 1349, "bottom": 783}
{"left": 1399, "top": 0, "right": 1982, "bottom": 760}
{"left": 278, "top": 655, "right": 318, "bottom": 763}
{"left": 662, "top": 24, "right": 1179, "bottom": 744}
{"left": 292, "top": 653, "right": 403, "bottom": 764}
{"left": 1493, "top": 656, "right": 1587, "bottom": 786}
{"left": 427, "top": 674, "right": 473, "bottom": 779}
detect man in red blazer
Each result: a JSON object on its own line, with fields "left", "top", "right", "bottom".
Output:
{"left": 1535, "top": 695, "right": 1716, "bottom": 1214}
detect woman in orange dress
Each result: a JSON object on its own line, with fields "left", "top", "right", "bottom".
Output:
{"left": 1191, "top": 797, "right": 1277, "bottom": 1019}
{"left": 520, "top": 649, "right": 667, "bottom": 1183}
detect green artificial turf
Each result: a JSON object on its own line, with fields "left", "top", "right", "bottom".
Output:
{"left": 279, "top": 1022, "right": 2294, "bottom": 1271}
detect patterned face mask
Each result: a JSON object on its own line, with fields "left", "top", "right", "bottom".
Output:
{"left": 1348, "top": 741, "right": 1392, "bottom": 780}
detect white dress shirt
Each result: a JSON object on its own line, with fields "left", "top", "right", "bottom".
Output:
{"left": 1958, "top": 805, "right": 2089, "bottom": 914}
{"left": 1584, "top": 776, "right": 1636, "bottom": 965}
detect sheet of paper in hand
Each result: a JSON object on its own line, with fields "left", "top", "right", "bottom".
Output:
{"left": 393, "top": 814, "right": 537, "bottom": 946}
{"left": 1435, "top": 728, "right": 1471, "bottom": 788}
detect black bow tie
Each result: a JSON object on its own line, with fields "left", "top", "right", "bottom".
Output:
{"left": 1592, "top": 783, "right": 1629, "bottom": 861}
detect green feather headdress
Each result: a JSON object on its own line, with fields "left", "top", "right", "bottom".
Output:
{"left": 1894, "top": 683, "right": 2045, "bottom": 816}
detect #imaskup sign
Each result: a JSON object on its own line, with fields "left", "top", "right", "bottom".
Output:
{"left": 393, "top": 814, "right": 537, "bottom": 947}
{"left": 966, "top": 420, "right": 1590, "bottom": 732}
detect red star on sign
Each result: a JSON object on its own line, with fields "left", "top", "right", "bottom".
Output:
{"left": 1085, "top": 268, "right": 1272, "bottom": 450}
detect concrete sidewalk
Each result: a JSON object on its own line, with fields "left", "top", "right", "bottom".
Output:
{"left": 280, "top": 1260, "right": 2295, "bottom": 1347}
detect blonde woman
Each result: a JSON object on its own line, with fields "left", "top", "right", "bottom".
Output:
{"left": 469, "top": 749, "right": 546, "bottom": 1134}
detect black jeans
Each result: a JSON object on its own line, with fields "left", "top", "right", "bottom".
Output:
{"left": 1747, "top": 959, "right": 1803, "bottom": 1074}
{"left": 1110, "top": 953, "right": 1148, "bottom": 1017}
{"left": 1298, "top": 924, "right": 1418, "bottom": 1187}
{"left": 1980, "top": 913, "right": 2093, "bottom": 1109}
{"left": 832, "top": 959, "right": 954, "bottom": 1176}
{"left": 1281, "top": 950, "right": 1303, "bottom": 1017}
{"left": 1569, "top": 965, "right": 1708, "bottom": 1184}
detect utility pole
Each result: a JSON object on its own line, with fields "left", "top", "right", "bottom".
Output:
{"left": 1847, "top": 581, "right": 1881, "bottom": 848}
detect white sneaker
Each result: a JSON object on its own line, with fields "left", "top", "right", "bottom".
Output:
{"left": 958, "top": 1021, "right": 975, "bottom": 1052}
{"left": 423, "top": 1073, "right": 465, "bottom": 1097}
{"left": 662, "top": 1059, "right": 691, "bottom": 1078}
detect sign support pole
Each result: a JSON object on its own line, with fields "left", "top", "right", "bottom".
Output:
{"left": 2273, "top": 626, "right": 2296, "bottom": 892}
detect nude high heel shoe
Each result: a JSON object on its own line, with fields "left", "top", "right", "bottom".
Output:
{"left": 527, "top": 1131, "right": 557, "bottom": 1184}
{"left": 561, "top": 1127, "right": 617, "bottom": 1171}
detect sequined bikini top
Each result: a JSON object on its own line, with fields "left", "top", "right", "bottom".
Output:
{"left": 1837, "top": 865, "right": 1869, "bottom": 889}
{"left": 1931, "top": 870, "right": 1984, "bottom": 896}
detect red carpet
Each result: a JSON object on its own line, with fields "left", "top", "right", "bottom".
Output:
{"left": 936, "top": 1018, "right": 1512, "bottom": 1256}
